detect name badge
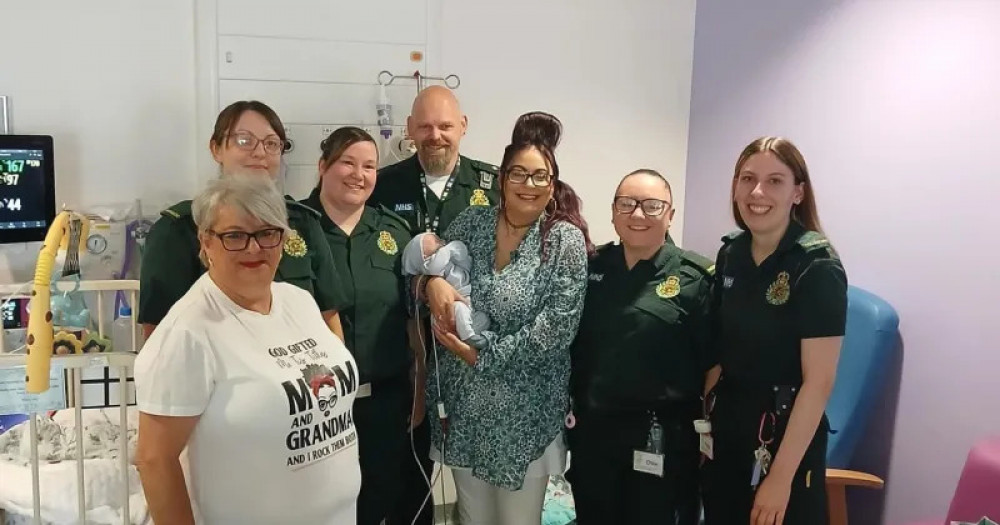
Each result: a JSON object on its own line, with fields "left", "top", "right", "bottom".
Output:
{"left": 394, "top": 203, "right": 415, "bottom": 212}
{"left": 700, "top": 433, "right": 714, "bottom": 460}
{"left": 633, "top": 450, "right": 665, "bottom": 477}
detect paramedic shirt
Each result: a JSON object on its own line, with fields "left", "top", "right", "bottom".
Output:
{"left": 713, "top": 221, "right": 848, "bottom": 389}
{"left": 303, "top": 189, "right": 413, "bottom": 384}
{"left": 138, "top": 197, "right": 350, "bottom": 325}
{"left": 368, "top": 154, "right": 501, "bottom": 236}
{"left": 571, "top": 242, "right": 714, "bottom": 412}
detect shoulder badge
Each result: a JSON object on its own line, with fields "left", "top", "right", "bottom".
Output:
{"left": 470, "top": 189, "right": 490, "bottom": 206}
{"left": 797, "top": 230, "right": 839, "bottom": 258}
{"left": 377, "top": 230, "right": 398, "bottom": 255}
{"left": 283, "top": 230, "right": 308, "bottom": 257}
{"left": 721, "top": 230, "right": 743, "bottom": 244}
{"left": 766, "top": 271, "right": 791, "bottom": 305}
{"left": 681, "top": 249, "right": 716, "bottom": 277}
{"left": 160, "top": 200, "right": 193, "bottom": 220}
{"left": 479, "top": 170, "right": 494, "bottom": 190}
{"left": 286, "top": 198, "right": 321, "bottom": 219}
{"left": 656, "top": 275, "right": 682, "bottom": 299}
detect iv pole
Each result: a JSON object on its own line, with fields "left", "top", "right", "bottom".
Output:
{"left": 377, "top": 70, "right": 461, "bottom": 94}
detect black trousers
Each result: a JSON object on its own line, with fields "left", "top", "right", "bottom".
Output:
{"left": 566, "top": 409, "right": 701, "bottom": 525}
{"left": 701, "top": 384, "right": 829, "bottom": 525}
{"left": 385, "top": 401, "right": 434, "bottom": 525}
{"left": 355, "top": 374, "right": 412, "bottom": 525}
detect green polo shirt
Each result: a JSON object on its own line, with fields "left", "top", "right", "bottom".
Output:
{"left": 712, "top": 221, "right": 848, "bottom": 389}
{"left": 303, "top": 189, "right": 413, "bottom": 383}
{"left": 368, "top": 154, "right": 501, "bottom": 236}
{"left": 137, "top": 197, "right": 350, "bottom": 325}
{"left": 570, "top": 242, "right": 715, "bottom": 413}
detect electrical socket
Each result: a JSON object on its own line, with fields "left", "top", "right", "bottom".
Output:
{"left": 321, "top": 126, "right": 335, "bottom": 138}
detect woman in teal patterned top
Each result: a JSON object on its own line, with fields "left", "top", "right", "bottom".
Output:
{"left": 419, "top": 112, "right": 593, "bottom": 524}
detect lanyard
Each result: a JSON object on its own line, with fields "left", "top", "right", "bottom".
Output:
{"left": 419, "top": 159, "right": 460, "bottom": 233}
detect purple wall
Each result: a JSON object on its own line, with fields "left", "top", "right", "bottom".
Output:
{"left": 683, "top": 1, "right": 1000, "bottom": 523}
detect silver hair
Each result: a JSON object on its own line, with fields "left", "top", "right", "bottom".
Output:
{"left": 192, "top": 176, "right": 290, "bottom": 266}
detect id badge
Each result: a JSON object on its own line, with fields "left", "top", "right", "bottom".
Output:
{"left": 699, "top": 433, "right": 714, "bottom": 460}
{"left": 633, "top": 450, "right": 665, "bottom": 477}
{"left": 633, "top": 416, "right": 665, "bottom": 477}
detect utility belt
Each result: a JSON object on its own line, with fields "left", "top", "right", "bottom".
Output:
{"left": 700, "top": 375, "right": 829, "bottom": 489}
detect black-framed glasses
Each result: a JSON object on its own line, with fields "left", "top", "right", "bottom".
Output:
{"left": 505, "top": 167, "right": 553, "bottom": 187}
{"left": 228, "top": 131, "right": 286, "bottom": 155}
{"left": 208, "top": 227, "right": 284, "bottom": 251}
{"left": 613, "top": 196, "right": 671, "bottom": 217}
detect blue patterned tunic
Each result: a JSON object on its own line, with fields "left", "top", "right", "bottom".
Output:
{"left": 426, "top": 205, "right": 588, "bottom": 490}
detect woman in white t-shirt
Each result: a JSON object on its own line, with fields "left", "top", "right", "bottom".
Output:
{"left": 134, "top": 176, "right": 361, "bottom": 525}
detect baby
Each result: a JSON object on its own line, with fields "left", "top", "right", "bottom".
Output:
{"left": 403, "top": 232, "right": 491, "bottom": 349}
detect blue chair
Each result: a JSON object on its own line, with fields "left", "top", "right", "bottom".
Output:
{"left": 826, "top": 285, "right": 900, "bottom": 525}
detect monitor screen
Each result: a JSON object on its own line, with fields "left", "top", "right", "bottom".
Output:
{"left": 0, "top": 135, "right": 55, "bottom": 243}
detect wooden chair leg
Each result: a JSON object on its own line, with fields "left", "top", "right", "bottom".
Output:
{"left": 828, "top": 482, "right": 848, "bottom": 525}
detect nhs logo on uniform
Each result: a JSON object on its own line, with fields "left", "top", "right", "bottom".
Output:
{"left": 723, "top": 276, "right": 735, "bottom": 289}
{"left": 394, "top": 203, "right": 415, "bottom": 212}
{"left": 588, "top": 273, "right": 604, "bottom": 282}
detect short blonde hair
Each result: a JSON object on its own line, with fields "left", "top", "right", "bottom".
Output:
{"left": 192, "top": 176, "right": 290, "bottom": 267}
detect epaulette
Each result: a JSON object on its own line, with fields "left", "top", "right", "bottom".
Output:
{"left": 721, "top": 230, "right": 743, "bottom": 244}
{"left": 376, "top": 204, "right": 412, "bottom": 233}
{"left": 681, "top": 249, "right": 716, "bottom": 276}
{"left": 468, "top": 158, "right": 499, "bottom": 191}
{"left": 285, "top": 196, "right": 321, "bottom": 218}
{"left": 797, "top": 230, "right": 839, "bottom": 258}
{"left": 160, "top": 200, "right": 193, "bottom": 220}
{"left": 469, "top": 158, "right": 500, "bottom": 175}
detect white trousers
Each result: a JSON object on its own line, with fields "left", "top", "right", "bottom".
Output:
{"left": 452, "top": 470, "right": 548, "bottom": 525}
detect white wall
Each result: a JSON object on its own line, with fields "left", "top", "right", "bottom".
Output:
{"left": 432, "top": 0, "right": 698, "bottom": 246}
{"left": 683, "top": 1, "right": 1000, "bottom": 523}
{"left": 0, "top": 1, "right": 198, "bottom": 282}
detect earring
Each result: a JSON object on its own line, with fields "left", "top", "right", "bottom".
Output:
{"left": 545, "top": 198, "right": 558, "bottom": 216}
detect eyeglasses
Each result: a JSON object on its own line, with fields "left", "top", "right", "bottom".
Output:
{"left": 228, "top": 131, "right": 286, "bottom": 155}
{"left": 505, "top": 168, "right": 553, "bottom": 187}
{"left": 208, "top": 227, "right": 285, "bottom": 251}
{"left": 613, "top": 196, "right": 672, "bottom": 217}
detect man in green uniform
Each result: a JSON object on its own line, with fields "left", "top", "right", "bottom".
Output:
{"left": 567, "top": 169, "right": 713, "bottom": 524}
{"left": 139, "top": 196, "right": 349, "bottom": 336}
{"left": 368, "top": 85, "right": 500, "bottom": 525}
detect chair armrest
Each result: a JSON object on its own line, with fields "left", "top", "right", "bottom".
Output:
{"left": 826, "top": 468, "right": 885, "bottom": 489}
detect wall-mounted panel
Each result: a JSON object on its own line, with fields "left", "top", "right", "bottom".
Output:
{"left": 219, "top": 79, "right": 437, "bottom": 125}
{"left": 218, "top": 0, "right": 427, "bottom": 44}
{"left": 219, "top": 36, "right": 425, "bottom": 84}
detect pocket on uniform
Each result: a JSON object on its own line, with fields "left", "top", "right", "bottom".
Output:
{"left": 633, "top": 297, "right": 683, "bottom": 325}
{"left": 277, "top": 255, "right": 315, "bottom": 295}
{"left": 369, "top": 253, "right": 398, "bottom": 274}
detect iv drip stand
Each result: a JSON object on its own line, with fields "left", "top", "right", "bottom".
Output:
{"left": 377, "top": 70, "right": 461, "bottom": 94}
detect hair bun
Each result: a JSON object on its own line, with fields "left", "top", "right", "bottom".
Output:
{"left": 511, "top": 111, "right": 562, "bottom": 151}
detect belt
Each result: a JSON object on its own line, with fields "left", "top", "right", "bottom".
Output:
{"left": 355, "top": 370, "right": 411, "bottom": 400}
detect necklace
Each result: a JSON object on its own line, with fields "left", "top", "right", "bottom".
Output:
{"left": 502, "top": 211, "right": 534, "bottom": 232}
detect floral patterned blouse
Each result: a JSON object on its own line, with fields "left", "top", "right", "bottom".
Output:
{"left": 426, "top": 205, "right": 588, "bottom": 490}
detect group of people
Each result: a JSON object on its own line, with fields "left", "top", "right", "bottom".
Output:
{"left": 130, "top": 84, "right": 848, "bottom": 525}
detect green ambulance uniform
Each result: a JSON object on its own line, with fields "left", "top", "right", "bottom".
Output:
{"left": 301, "top": 189, "right": 413, "bottom": 525}
{"left": 367, "top": 153, "right": 499, "bottom": 525}
{"left": 567, "top": 241, "right": 714, "bottom": 525}
{"left": 369, "top": 154, "right": 501, "bottom": 236}
{"left": 701, "top": 221, "right": 847, "bottom": 525}
{"left": 137, "top": 197, "right": 350, "bottom": 327}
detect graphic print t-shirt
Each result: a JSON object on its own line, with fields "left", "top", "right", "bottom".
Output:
{"left": 135, "top": 274, "right": 361, "bottom": 525}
